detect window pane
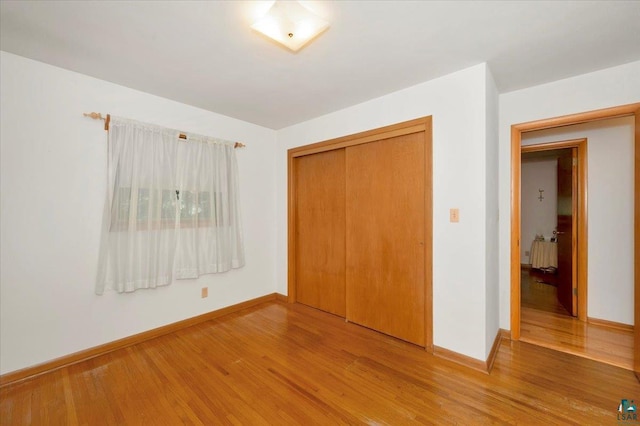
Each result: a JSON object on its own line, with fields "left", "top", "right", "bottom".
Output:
{"left": 179, "top": 190, "right": 196, "bottom": 223}
{"left": 110, "top": 187, "right": 131, "bottom": 230}
{"left": 198, "top": 191, "right": 212, "bottom": 221}
{"left": 137, "top": 188, "right": 149, "bottom": 222}
{"left": 161, "top": 190, "right": 177, "bottom": 222}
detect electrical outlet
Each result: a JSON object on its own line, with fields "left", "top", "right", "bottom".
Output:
{"left": 201, "top": 287, "right": 208, "bottom": 298}
{"left": 450, "top": 208, "right": 459, "bottom": 223}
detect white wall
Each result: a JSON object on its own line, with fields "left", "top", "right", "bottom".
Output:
{"left": 276, "top": 64, "right": 495, "bottom": 361}
{"left": 0, "top": 51, "right": 278, "bottom": 374}
{"left": 498, "top": 60, "right": 640, "bottom": 329}
{"left": 521, "top": 159, "right": 558, "bottom": 263}
{"left": 6, "top": 54, "right": 634, "bottom": 375}
{"left": 522, "top": 117, "right": 634, "bottom": 324}
{"left": 484, "top": 68, "right": 500, "bottom": 356}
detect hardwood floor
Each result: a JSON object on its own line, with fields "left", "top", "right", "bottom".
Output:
{"left": 520, "top": 267, "right": 567, "bottom": 315}
{"left": 521, "top": 267, "right": 634, "bottom": 370}
{"left": 2, "top": 301, "right": 638, "bottom": 425}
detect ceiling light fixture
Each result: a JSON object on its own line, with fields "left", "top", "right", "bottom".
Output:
{"left": 251, "top": 1, "right": 329, "bottom": 52}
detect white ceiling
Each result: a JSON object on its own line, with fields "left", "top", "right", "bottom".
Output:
{"left": 2, "top": 1, "right": 639, "bottom": 129}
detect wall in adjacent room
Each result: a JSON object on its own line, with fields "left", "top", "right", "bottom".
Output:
{"left": 520, "top": 158, "right": 558, "bottom": 264}
{"left": 0, "top": 51, "right": 278, "bottom": 374}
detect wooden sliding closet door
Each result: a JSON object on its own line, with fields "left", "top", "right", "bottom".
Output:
{"left": 346, "top": 133, "right": 425, "bottom": 346}
{"left": 295, "top": 149, "right": 346, "bottom": 316}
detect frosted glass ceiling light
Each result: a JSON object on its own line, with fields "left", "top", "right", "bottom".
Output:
{"left": 251, "top": 1, "right": 329, "bottom": 52}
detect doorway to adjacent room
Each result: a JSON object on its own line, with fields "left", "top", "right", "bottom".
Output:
{"left": 510, "top": 104, "right": 639, "bottom": 374}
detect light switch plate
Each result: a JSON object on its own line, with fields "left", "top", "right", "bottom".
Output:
{"left": 450, "top": 208, "right": 459, "bottom": 223}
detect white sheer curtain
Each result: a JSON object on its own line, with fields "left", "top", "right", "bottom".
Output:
{"left": 96, "top": 117, "right": 244, "bottom": 294}
{"left": 174, "top": 136, "right": 245, "bottom": 279}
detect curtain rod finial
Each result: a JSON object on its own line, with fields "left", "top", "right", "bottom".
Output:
{"left": 83, "top": 112, "right": 104, "bottom": 120}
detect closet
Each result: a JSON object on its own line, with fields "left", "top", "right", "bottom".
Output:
{"left": 288, "top": 117, "right": 432, "bottom": 348}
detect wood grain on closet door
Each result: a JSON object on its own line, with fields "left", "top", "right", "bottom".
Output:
{"left": 346, "top": 133, "right": 425, "bottom": 346}
{"left": 295, "top": 149, "right": 346, "bottom": 316}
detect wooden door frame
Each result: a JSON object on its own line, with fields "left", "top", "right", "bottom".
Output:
{"left": 521, "top": 139, "right": 587, "bottom": 320}
{"left": 510, "top": 103, "right": 640, "bottom": 374}
{"left": 287, "top": 117, "right": 433, "bottom": 350}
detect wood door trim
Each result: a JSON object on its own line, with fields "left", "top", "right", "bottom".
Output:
{"left": 635, "top": 108, "right": 640, "bottom": 377}
{"left": 287, "top": 116, "right": 433, "bottom": 350}
{"left": 423, "top": 118, "right": 434, "bottom": 352}
{"left": 521, "top": 139, "right": 588, "bottom": 321}
{"left": 513, "top": 104, "right": 640, "bottom": 132}
{"left": 509, "top": 103, "right": 640, "bottom": 376}
{"left": 287, "top": 152, "right": 297, "bottom": 303}
{"left": 289, "top": 118, "right": 429, "bottom": 158}
{"left": 520, "top": 138, "right": 586, "bottom": 153}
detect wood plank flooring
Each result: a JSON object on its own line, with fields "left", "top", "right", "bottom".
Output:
{"left": 520, "top": 267, "right": 567, "bottom": 315}
{"left": 2, "top": 301, "right": 639, "bottom": 425}
{"left": 521, "top": 267, "right": 634, "bottom": 370}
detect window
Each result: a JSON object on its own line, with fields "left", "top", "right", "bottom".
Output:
{"left": 96, "top": 117, "right": 245, "bottom": 294}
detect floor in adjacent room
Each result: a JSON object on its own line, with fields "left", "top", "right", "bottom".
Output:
{"left": 520, "top": 266, "right": 634, "bottom": 370}
{"left": 2, "top": 300, "right": 638, "bottom": 425}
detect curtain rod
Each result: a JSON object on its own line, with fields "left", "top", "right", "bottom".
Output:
{"left": 83, "top": 112, "right": 246, "bottom": 148}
